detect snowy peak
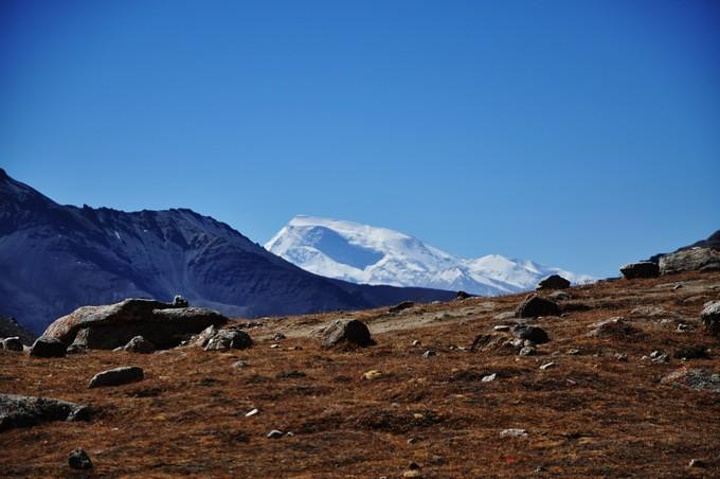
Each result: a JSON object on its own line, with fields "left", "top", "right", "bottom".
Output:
{"left": 266, "top": 216, "right": 592, "bottom": 295}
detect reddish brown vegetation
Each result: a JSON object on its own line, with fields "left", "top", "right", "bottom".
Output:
{"left": 1, "top": 272, "right": 719, "bottom": 477}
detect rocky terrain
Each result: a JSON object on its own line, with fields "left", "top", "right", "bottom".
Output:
{"left": 1, "top": 270, "right": 719, "bottom": 477}
{"left": 0, "top": 169, "right": 453, "bottom": 333}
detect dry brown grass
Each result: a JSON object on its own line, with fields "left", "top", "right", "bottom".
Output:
{"left": 1, "top": 271, "right": 719, "bottom": 478}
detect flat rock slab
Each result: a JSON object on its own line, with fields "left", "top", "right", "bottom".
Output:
{"left": 0, "top": 394, "right": 89, "bottom": 432}
{"left": 89, "top": 366, "right": 144, "bottom": 388}
{"left": 43, "top": 298, "right": 228, "bottom": 350}
{"left": 660, "top": 248, "right": 720, "bottom": 274}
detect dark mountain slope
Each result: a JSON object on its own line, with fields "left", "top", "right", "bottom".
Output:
{"left": 0, "top": 169, "right": 454, "bottom": 333}
{"left": 648, "top": 230, "right": 720, "bottom": 263}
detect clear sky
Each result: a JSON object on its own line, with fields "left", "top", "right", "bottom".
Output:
{"left": 1, "top": 0, "right": 718, "bottom": 278}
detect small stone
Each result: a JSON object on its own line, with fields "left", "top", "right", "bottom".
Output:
{"left": 539, "top": 362, "right": 555, "bottom": 370}
{"left": 422, "top": 350, "right": 436, "bottom": 358}
{"left": 285, "top": 431, "right": 294, "bottom": 437}
{"left": 123, "top": 335, "right": 155, "bottom": 354}
{"left": 407, "top": 437, "right": 418, "bottom": 444}
{"left": 676, "top": 323, "right": 688, "bottom": 332}
{"left": 650, "top": 350, "right": 669, "bottom": 363}
{"left": 245, "top": 408, "right": 259, "bottom": 417}
{"left": 615, "top": 354, "right": 628, "bottom": 362}
{"left": 500, "top": 428, "right": 527, "bottom": 438}
{"left": 68, "top": 448, "right": 93, "bottom": 470}
{"left": 408, "top": 461, "right": 421, "bottom": 470}
{"left": 567, "top": 349, "right": 581, "bottom": 356}
{"left": 412, "top": 339, "right": 421, "bottom": 347}
{"left": 403, "top": 471, "right": 422, "bottom": 478}
{"left": 519, "top": 346, "right": 536, "bottom": 356}
{"left": 234, "top": 360, "right": 249, "bottom": 368}
{"left": 272, "top": 332, "right": 287, "bottom": 341}
{"left": 688, "top": 459, "right": 706, "bottom": 468}
{"left": 481, "top": 373, "right": 497, "bottom": 382}
{"left": 89, "top": 366, "right": 144, "bottom": 388}
{"left": 270, "top": 344, "right": 279, "bottom": 349}
{"left": 173, "top": 295, "right": 189, "bottom": 307}
{"left": 363, "top": 370, "right": 383, "bottom": 380}
{"left": 493, "top": 325, "right": 510, "bottom": 332}
{"left": 267, "top": 429, "right": 284, "bottom": 439}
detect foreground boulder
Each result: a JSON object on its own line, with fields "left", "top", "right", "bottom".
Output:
{"left": 43, "top": 298, "right": 228, "bottom": 350}
{"left": 321, "top": 319, "right": 374, "bottom": 348}
{"left": 659, "top": 247, "right": 720, "bottom": 275}
{"left": 515, "top": 295, "right": 560, "bottom": 318}
{"left": 89, "top": 366, "right": 144, "bottom": 388}
{"left": 30, "top": 337, "right": 66, "bottom": 358}
{"left": 620, "top": 262, "right": 659, "bottom": 279}
{"left": 700, "top": 301, "right": 720, "bottom": 337}
{"left": 0, "top": 394, "right": 89, "bottom": 432}
{"left": 512, "top": 325, "right": 550, "bottom": 344}
{"left": 203, "top": 328, "right": 253, "bottom": 351}
{"left": 537, "top": 275, "right": 570, "bottom": 290}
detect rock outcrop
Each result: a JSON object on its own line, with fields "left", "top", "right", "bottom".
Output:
{"left": 620, "top": 262, "right": 659, "bottom": 279}
{"left": 43, "top": 299, "right": 228, "bottom": 350}
{"left": 700, "top": 301, "right": 720, "bottom": 337}
{"left": 0, "top": 394, "right": 89, "bottom": 432}
{"left": 659, "top": 248, "right": 720, "bottom": 275}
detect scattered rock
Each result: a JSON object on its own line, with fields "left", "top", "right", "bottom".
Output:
{"left": 267, "top": 429, "right": 284, "bottom": 439}
{"left": 493, "top": 325, "right": 510, "bottom": 332}
{"left": 515, "top": 295, "right": 560, "bottom": 318}
{"left": 123, "top": 335, "right": 155, "bottom": 354}
{"left": 362, "top": 370, "right": 383, "bottom": 380}
{"left": 408, "top": 461, "right": 421, "bottom": 470}
{"left": 615, "top": 353, "right": 628, "bottom": 362}
{"left": 66, "top": 344, "right": 87, "bottom": 355}
{"left": 321, "top": 319, "right": 374, "bottom": 348}
{"left": 245, "top": 408, "right": 259, "bottom": 417}
{"left": 512, "top": 325, "right": 550, "bottom": 344}
{"left": 68, "top": 448, "right": 93, "bottom": 470}
{"left": 88, "top": 366, "right": 144, "bottom": 388}
{"left": 537, "top": 275, "right": 571, "bottom": 290}
{"left": 661, "top": 368, "right": 720, "bottom": 393}
{"left": 1, "top": 337, "right": 23, "bottom": 352}
{"left": 389, "top": 301, "right": 415, "bottom": 313}
{"left": 412, "top": 339, "right": 421, "bottom": 347}
{"left": 0, "top": 394, "right": 89, "bottom": 432}
{"left": 173, "top": 295, "right": 189, "bottom": 307}
{"left": 659, "top": 247, "right": 720, "bottom": 275}
{"left": 234, "top": 360, "right": 249, "bottom": 369}
{"left": 519, "top": 346, "right": 536, "bottom": 356}
{"left": 456, "top": 291, "right": 471, "bottom": 300}
{"left": 539, "top": 362, "right": 555, "bottom": 370}
{"left": 588, "top": 317, "right": 635, "bottom": 338}
{"left": 276, "top": 371, "right": 307, "bottom": 379}
{"left": 688, "top": 459, "right": 707, "bottom": 468}
{"left": 422, "top": 350, "right": 436, "bottom": 358}
{"left": 481, "top": 373, "right": 497, "bottom": 382}
{"left": 203, "top": 328, "right": 253, "bottom": 351}
{"left": 493, "top": 311, "right": 516, "bottom": 321}
{"left": 272, "top": 332, "right": 287, "bottom": 341}
{"left": 500, "top": 428, "right": 528, "bottom": 438}
{"left": 649, "top": 350, "right": 669, "bottom": 363}
{"left": 567, "top": 349, "right": 581, "bottom": 356}
{"left": 29, "top": 337, "right": 66, "bottom": 358}
{"left": 43, "top": 298, "right": 228, "bottom": 350}
{"left": 620, "top": 262, "right": 659, "bottom": 279}
{"left": 700, "top": 301, "right": 720, "bottom": 337}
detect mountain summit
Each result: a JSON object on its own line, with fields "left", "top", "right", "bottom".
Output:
{"left": 266, "top": 215, "right": 592, "bottom": 295}
{"left": 0, "top": 171, "right": 454, "bottom": 333}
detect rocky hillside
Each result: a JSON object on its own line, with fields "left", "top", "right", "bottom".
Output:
{"left": 1, "top": 270, "right": 718, "bottom": 477}
{"left": 0, "top": 169, "right": 454, "bottom": 333}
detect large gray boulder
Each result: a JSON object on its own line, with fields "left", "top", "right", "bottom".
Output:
{"left": 30, "top": 337, "right": 66, "bottom": 358}
{"left": 700, "top": 301, "right": 720, "bottom": 337}
{"left": 0, "top": 394, "right": 89, "bottom": 432}
{"left": 659, "top": 248, "right": 720, "bottom": 275}
{"left": 89, "top": 366, "right": 144, "bottom": 388}
{"left": 620, "top": 262, "right": 659, "bottom": 279}
{"left": 515, "top": 295, "right": 560, "bottom": 318}
{"left": 203, "top": 328, "right": 253, "bottom": 351}
{"left": 321, "top": 319, "right": 374, "bottom": 348}
{"left": 42, "top": 298, "right": 228, "bottom": 350}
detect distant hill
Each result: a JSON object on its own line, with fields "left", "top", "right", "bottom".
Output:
{"left": 0, "top": 169, "right": 454, "bottom": 333}
{"left": 266, "top": 215, "right": 592, "bottom": 295}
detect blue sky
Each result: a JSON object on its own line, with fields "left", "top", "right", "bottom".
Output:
{"left": 1, "top": 0, "right": 718, "bottom": 278}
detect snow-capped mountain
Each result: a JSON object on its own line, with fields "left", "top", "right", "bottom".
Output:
{"left": 266, "top": 216, "right": 593, "bottom": 295}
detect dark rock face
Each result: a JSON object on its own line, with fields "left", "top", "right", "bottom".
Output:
{"left": 620, "top": 262, "right": 660, "bottom": 279}
{"left": 1, "top": 337, "right": 23, "bottom": 352}
{"left": 68, "top": 448, "right": 93, "bottom": 470}
{"left": 29, "top": 337, "right": 66, "bottom": 358}
{"left": 88, "top": 366, "right": 144, "bottom": 388}
{"left": 515, "top": 295, "right": 560, "bottom": 318}
{"left": 700, "top": 301, "right": 720, "bottom": 337}
{"left": 0, "top": 169, "right": 455, "bottom": 334}
{"left": 0, "top": 394, "right": 89, "bottom": 432}
{"left": 123, "top": 335, "right": 155, "bottom": 354}
{"left": 43, "top": 299, "right": 228, "bottom": 350}
{"left": 456, "top": 291, "right": 471, "bottom": 300}
{"left": 659, "top": 248, "right": 720, "bottom": 275}
{"left": 537, "top": 275, "right": 570, "bottom": 290}
{"left": 203, "top": 328, "right": 253, "bottom": 351}
{"left": 321, "top": 319, "right": 374, "bottom": 348}
{"left": 512, "top": 325, "right": 550, "bottom": 344}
